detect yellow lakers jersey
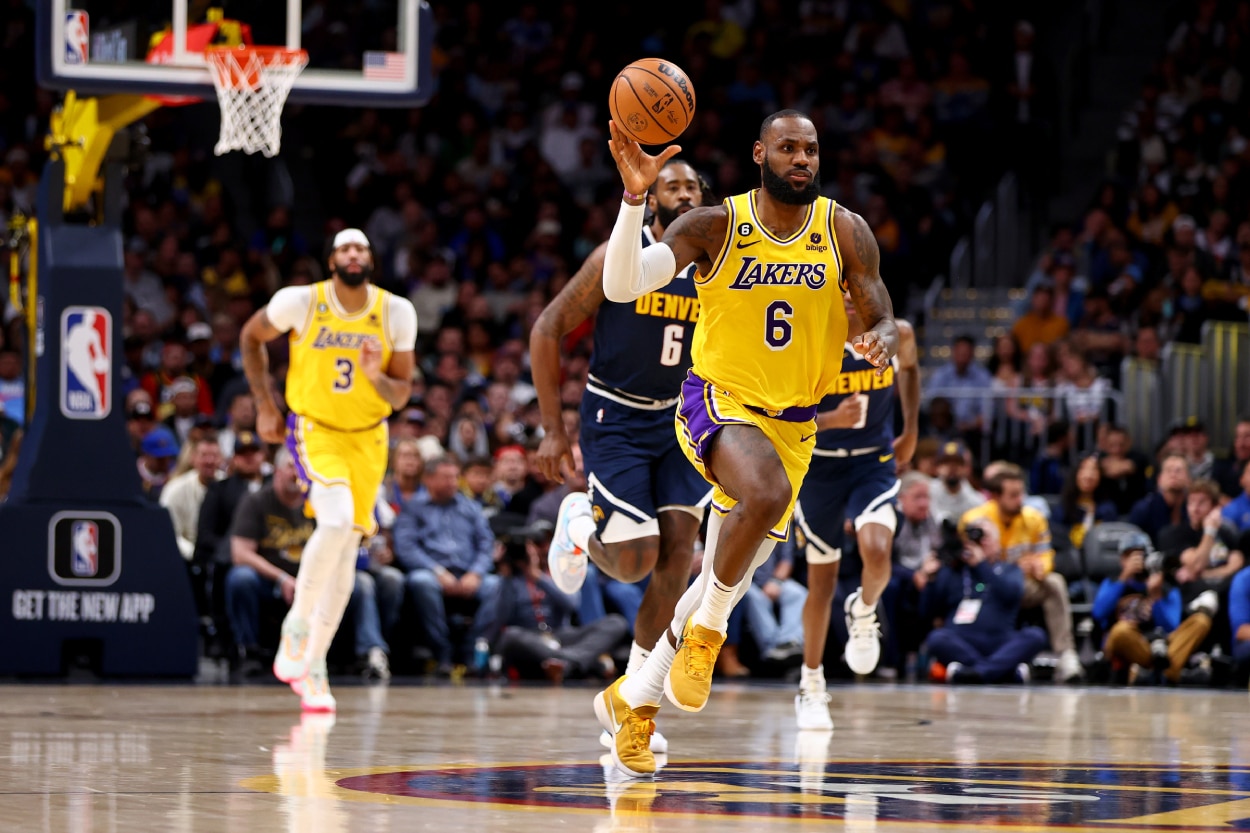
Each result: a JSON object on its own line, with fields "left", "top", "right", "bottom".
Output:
{"left": 691, "top": 191, "right": 849, "bottom": 409}
{"left": 286, "top": 282, "right": 395, "bottom": 431}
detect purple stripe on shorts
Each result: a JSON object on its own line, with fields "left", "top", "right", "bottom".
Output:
{"left": 285, "top": 412, "right": 312, "bottom": 490}
{"left": 678, "top": 372, "right": 720, "bottom": 464}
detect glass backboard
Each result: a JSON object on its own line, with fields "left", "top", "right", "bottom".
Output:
{"left": 38, "top": 0, "right": 433, "bottom": 107}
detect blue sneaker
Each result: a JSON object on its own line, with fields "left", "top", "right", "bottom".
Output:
{"left": 549, "top": 491, "right": 592, "bottom": 594}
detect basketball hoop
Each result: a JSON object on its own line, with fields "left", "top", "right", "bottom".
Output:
{"left": 204, "top": 45, "right": 308, "bottom": 157}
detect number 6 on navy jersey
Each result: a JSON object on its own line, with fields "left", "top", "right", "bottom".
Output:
{"left": 765, "top": 300, "right": 794, "bottom": 350}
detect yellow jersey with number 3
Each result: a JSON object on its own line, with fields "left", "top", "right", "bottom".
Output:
{"left": 285, "top": 281, "right": 394, "bottom": 431}
{"left": 691, "top": 191, "right": 849, "bottom": 409}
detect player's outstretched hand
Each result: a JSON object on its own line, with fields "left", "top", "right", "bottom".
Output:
{"left": 607, "top": 120, "right": 681, "bottom": 198}
{"left": 851, "top": 330, "right": 894, "bottom": 376}
{"left": 535, "top": 427, "right": 575, "bottom": 484}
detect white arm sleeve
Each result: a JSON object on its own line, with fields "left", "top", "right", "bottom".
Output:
{"left": 266, "top": 286, "right": 314, "bottom": 335}
{"left": 386, "top": 296, "right": 418, "bottom": 351}
{"left": 602, "top": 200, "right": 679, "bottom": 302}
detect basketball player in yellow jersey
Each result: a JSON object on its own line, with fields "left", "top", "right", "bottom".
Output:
{"left": 592, "top": 109, "right": 898, "bottom": 778}
{"left": 240, "top": 229, "right": 417, "bottom": 713}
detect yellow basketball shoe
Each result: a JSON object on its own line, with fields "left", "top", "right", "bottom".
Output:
{"left": 594, "top": 677, "right": 659, "bottom": 778}
{"left": 664, "top": 618, "right": 725, "bottom": 713}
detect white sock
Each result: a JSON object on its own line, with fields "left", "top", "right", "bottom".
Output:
{"left": 568, "top": 515, "right": 596, "bottom": 551}
{"left": 307, "top": 538, "right": 360, "bottom": 661}
{"left": 625, "top": 641, "right": 651, "bottom": 678}
{"left": 801, "top": 664, "right": 826, "bottom": 691}
{"left": 290, "top": 484, "right": 356, "bottom": 622}
{"left": 851, "top": 589, "right": 877, "bottom": 618}
{"left": 692, "top": 567, "right": 737, "bottom": 633}
{"left": 621, "top": 635, "right": 676, "bottom": 707}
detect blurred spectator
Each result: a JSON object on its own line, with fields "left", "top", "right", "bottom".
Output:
{"left": 1099, "top": 425, "right": 1151, "bottom": 516}
{"left": 488, "top": 524, "right": 628, "bottom": 683}
{"left": 960, "top": 463, "right": 1081, "bottom": 682}
{"left": 1221, "top": 459, "right": 1250, "bottom": 533}
{"left": 1229, "top": 567, "right": 1250, "bottom": 681}
{"left": 393, "top": 455, "right": 500, "bottom": 675}
{"left": 0, "top": 347, "right": 23, "bottom": 424}
{"left": 159, "top": 438, "right": 222, "bottom": 561}
{"left": 138, "top": 425, "right": 180, "bottom": 501}
{"left": 741, "top": 535, "right": 807, "bottom": 663}
{"left": 141, "top": 342, "right": 214, "bottom": 420}
{"left": 926, "top": 335, "right": 992, "bottom": 434}
{"left": 928, "top": 441, "right": 984, "bottom": 524}
{"left": 1093, "top": 531, "right": 1212, "bottom": 685}
{"left": 1214, "top": 416, "right": 1250, "bottom": 499}
{"left": 1129, "top": 453, "right": 1192, "bottom": 541}
{"left": 1163, "top": 478, "right": 1245, "bottom": 589}
{"left": 1013, "top": 284, "right": 1070, "bottom": 353}
{"left": 922, "top": 517, "right": 1047, "bottom": 684}
{"left": 1054, "top": 454, "right": 1118, "bottom": 551}
{"left": 884, "top": 471, "right": 941, "bottom": 673}
{"left": 384, "top": 437, "right": 425, "bottom": 514}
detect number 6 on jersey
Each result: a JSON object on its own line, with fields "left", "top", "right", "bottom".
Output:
{"left": 765, "top": 300, "right": 794, "bottom": 350}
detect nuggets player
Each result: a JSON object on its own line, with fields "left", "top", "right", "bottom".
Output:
{"left": 241, "top": 229, "right": 417, "bottom": 712}
{"left": 590, "top": 109, "right": 898, "bottom": 777}
{"left": 533, "top": 159, "right": 713, "bottom": 755}
{"left": 792, "top": 294, "right": 919, "bottom": 731}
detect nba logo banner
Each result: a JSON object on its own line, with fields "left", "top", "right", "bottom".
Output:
{"left": 65, "top": 11, "right": 89, "bottom": 65}
{"left": 49, "top": 512, "right": 120, "bottom": 586}
{"left": 71, "top": 521, "right": 98, "bottom": 576}
{"left": 60, "top": 306, "right": 111, "bottom": 420}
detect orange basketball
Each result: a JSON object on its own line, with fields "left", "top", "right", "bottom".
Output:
{"left": 609, "top": 58, "right": 697, "bottom": 145}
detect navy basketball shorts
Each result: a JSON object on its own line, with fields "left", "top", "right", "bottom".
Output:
{"left": 579, "top": 388, "right": 712, "bottom": 543}
{"left": 794, "top": 452, "right": 901, "bottom": 565}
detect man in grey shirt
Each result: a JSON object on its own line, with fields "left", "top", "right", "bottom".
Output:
{"left": 929, "top": 441, "right": 986, "bottom": 524}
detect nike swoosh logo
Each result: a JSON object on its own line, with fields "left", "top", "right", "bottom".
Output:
{"left": 801, "top": 434, "right": 815, "bottom": 442}
{"left": 879, "top": 453, "right": 895, "bottom": 463}
{"left": 735, "top": 240, "right": 761, "bottom": 249}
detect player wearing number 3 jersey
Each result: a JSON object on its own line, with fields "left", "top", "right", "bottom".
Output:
{"left": 584, "top": 109, "right": 899, "bottom": 779}
{"left": 240, "top": 228, "right": 417, "bottom": 714}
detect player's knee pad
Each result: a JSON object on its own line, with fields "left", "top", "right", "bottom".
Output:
{"left": 308, "top": 483, "right": 355, "bottom": 542}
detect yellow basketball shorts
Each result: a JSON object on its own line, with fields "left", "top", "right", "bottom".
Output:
{"left": 286, "top": 413, "right": 389, "bottom": 536}
{"left": 674, "top": 371, "right": 816, "bottom": 541}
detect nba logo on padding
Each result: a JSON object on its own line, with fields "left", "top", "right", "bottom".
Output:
{"left": 64, "top": 10, "right": 89, "bottom": 65}
{"left": 71, "top": 521, "right": 98, "bottom": 577}
{"left": 61, "top": 306, "right": 111, "bottom": 419}
{"left": 49, "top": 512, "right": 120, "bottom": 586}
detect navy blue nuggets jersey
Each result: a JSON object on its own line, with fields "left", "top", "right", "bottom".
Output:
{"left": 588, "top": 227, "right": 700, "bottom": 401}
{"left": 816, "top": 345, "right": 898, "bottom": 453}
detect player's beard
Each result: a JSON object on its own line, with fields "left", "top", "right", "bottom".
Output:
{"left": 654, "top": 200, "right": 694, "bottom": 229}
{"left": 761, "top": 158, "right": 820, "bottom": 205}
{"left": 332, "top": 262, "right": 372, "bottom": 287}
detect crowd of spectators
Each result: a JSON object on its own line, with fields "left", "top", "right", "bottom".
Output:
{"left": 4, "top": 1, "right": 1250, "bottom": 687}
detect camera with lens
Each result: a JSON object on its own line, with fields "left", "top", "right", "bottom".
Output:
{"left": 938, "top": 518, "right": 970, "bottom": 570}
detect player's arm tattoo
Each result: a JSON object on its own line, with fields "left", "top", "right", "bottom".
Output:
{"left": 240, "top": 309, "right": 284, "bottom": 412}
{"left": 664, "top": 205, "right": 727, "bottom": 274}
{"left": 838, "top": 208, "right": 899, "bottom": 355}
{"left": 895, "top": 319, "right": 921, "bottom": 438}
{"left": 531, "top": 246, "right": 607, "bottom": 432}
{"left": 533, "top": 246, "right": 608, "bottom": 339}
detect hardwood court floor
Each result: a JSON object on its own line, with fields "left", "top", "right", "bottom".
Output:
{"left": 3, "top": 679, "right": 1250, "bottom": 832}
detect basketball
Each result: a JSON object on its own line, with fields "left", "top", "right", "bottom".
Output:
{"left": 609, "top": 58, "right": 696, "bottom": 145}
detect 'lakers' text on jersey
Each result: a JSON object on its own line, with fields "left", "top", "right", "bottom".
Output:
{"left": 692, "top": 192, "right": 848, "bottom": 409}
{"left": 816, "top": 346, "right": 898, "bottom": 454}
{"left": 589, "top": 227, "right": 700, "bottom": 401}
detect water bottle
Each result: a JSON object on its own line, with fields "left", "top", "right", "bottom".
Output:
{"left": 473, "top": 638, "right": 490, "bottom": 674}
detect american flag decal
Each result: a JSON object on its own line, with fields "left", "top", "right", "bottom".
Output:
{"left": 363, "top": 51, "right": 406, "bottom": 81}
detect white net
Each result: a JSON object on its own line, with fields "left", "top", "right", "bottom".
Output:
{"left": 205, "top": 47, "right": 308, "bottom": 158}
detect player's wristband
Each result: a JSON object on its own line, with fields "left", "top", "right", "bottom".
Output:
{"left": 623, "top": 188, "right": 645, "bottom": 202}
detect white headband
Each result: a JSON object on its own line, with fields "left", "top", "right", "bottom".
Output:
{"left": 332, "top": 228, "right": 371, "bottom": 250}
